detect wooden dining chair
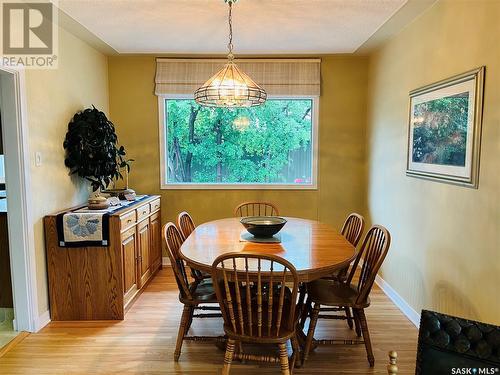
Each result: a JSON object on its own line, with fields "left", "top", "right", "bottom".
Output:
{"left": 163, "top": 222, "right": 223, "bottom": 361}
{"left": 234, "top": 201, "right": 279, "bottom": 217}
{"left": 212, "top": 253, "right": 300, "bottom": 375}
{"left": 177, "top": 211, "right": 196, "bottom": 241}
{"left": 177, "top": 211, "right": 210, "bottom": 282}
{"left": 302, "top": 225, "right": 391, "bottom": 367}
{"left": 341, "top": 213, "right": 365, "bottom": 248}
{"left": 308, "top": 213, "right": 365, "bottom": 330}
{"left": 322, "top": 213, "right": 365, "bottom": 281}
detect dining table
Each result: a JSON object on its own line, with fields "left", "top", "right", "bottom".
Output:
{"left": 180, "top": 217, "right": 357, "bottom": 282}
{"left": 179, "top": 216, "right": 357, "bottom": 363}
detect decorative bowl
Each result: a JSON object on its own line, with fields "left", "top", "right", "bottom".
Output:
{"left": 240, "top": 216, "right": 287, "bottom": 238}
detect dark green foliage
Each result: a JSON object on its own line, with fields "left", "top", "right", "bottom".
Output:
{"left": 63, "top": 106, "right": 133, "bottom": 191}
{"left": 166, "top": 99, "right": 313, "bottom": 184}
{"left": 412, "top": 92, "right": 469, "bottom": 166}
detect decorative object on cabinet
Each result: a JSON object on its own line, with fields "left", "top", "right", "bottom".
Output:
{"left": 63, "top": 106, "right": 134, "bottom": 208}
{"left": 44, "top": 195, "right": 162, "bottom": 320}
{"left": 87, "top": 195, "right": 110, "bottom": 210}
{"left": 103, "top": 166, "right": 136, "bottom": 200}
{"left": 55, "top": 195, "right": 150, "bottom": 248}
{"left": 407, "top": 67, "right": 485, "bottom": 188}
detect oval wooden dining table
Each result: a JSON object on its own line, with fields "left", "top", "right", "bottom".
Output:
{"left": 180, "top": 217, "right": 356, "bottom": 282}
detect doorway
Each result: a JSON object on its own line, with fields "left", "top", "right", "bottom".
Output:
{"left": 0, "top": 109, "right": 16, "bottom": 347}
{"left": 0, "top": 66, "right": 39, "bottom": 339}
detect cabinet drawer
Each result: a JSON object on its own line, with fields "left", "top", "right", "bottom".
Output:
{"left": 150, "top": 199, "right": 161, "bottom": 213}
{"left": 136, "top": 204, "right": 150, "bottom": 222}
{"left": 121, "top": 225, "right": 136, "bottom": 241}
{"left": 150, "top": 210, "right": 160, "bottom": 222}
{"left": 120, "top": 211, "right": 136, "bottom": 230}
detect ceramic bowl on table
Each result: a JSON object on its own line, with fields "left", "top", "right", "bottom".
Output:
{"left": 240, "top": 216, "right": 287, "bottom": 238}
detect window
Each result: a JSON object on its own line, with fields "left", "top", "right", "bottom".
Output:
{"left": 159, "top": 97, "right": 318, "bottom": 189}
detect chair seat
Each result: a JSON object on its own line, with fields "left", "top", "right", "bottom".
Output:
{"left": 321, "top": 267, "right": 348, "bottom": 282}
{"left": 191, "top": 267, "right": 211, "bottom": 281}
{"left": 184, "top": 279, "right": 218, "bottom": 304}
{"left": 307, "top": 279, "right": 370, "bottom": 308}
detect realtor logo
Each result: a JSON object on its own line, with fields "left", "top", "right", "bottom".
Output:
{"left": 1, "top": 0, "right": 58, "bottom": 68}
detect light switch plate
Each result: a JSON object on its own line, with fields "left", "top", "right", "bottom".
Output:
{"left": 35, "top": 152, "right": 42, "bottom": 166}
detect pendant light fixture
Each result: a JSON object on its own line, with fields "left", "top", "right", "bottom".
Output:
{"left": 194, "top": 0, "right": 267, "bottom": 108}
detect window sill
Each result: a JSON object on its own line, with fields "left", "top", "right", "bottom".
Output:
{"left": 160, "top": 183, "right": 318, "bottom": 190}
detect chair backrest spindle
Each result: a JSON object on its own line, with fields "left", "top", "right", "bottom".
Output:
{"left": 341, "top": 213, "right": 365, "bottom": 247}
{"left": 212, "top": 253, "right": 299, "bottom": 340}
{"left": 177, "top": 211, "right": 196, "bottom": 241}
{"left": 346, "top": 225, "right": 391, "bottom": 306}
{"left": 162, "top": 223, "right": 192, "bottom": 300}
{"left": 234, "top": 202, "right": 279, "bottom": 217}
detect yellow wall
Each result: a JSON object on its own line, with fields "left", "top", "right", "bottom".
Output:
{"left": 367, "top": 0, "right": 500, "bottom": 324}
{"left": 26, "top": 26, "right": 109, "bottom": 314}
{"left": 108, "top": 56, "right": 369, "bottom": 231}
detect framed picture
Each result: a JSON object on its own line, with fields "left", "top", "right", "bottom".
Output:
{"left": 407, "top": 67, "right": 485, "bottom": 188}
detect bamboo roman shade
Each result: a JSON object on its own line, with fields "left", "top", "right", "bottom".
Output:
{"left": 155, "top": 58, "right": 321, "bottom": 96}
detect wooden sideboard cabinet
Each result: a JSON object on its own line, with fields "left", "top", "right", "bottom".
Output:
{"left": 44, "top": 196, "right": 162, "bottom": 320}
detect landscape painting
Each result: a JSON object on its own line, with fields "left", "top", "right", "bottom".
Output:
{"left": 411, "top": 92, "right": 468, "bottom": 167}
{"left": 407, "top": 67, "right": 484, "bottom": 188}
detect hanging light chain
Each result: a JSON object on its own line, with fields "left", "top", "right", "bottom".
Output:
{"left": 227, "top": 0, "right": 234, "bottom": 60}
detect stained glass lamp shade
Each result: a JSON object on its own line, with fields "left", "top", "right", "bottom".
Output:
{"left": 194, "top": 60, "right": 267, "bottom": 108}
{"left": 194, "top": 0, "right": 267, "bottom": 108}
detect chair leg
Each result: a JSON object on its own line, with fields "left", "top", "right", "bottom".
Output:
{"left": 278, "top": 342, "right": 290, "bottom": 375}
{"left": 290, "top": 334, "right": 300, "bottom": 372}
{"left": 344, "top": 307, "right": 354, "bottom": 329}
{"left": 222, "top": 339, "right": 236, "bottom": 375}
{"left": 352, "top": 308, "right": 362, "bottom": 337}
{"left": 237, "top": 341, "right": 244, "bottom": 363}
{"left": 186, "top": 305, "right": 195, "bottom": 332}
{"left": 302, "top": 302, "right": 320, "bottom": 365}
{"left": 356, "top": 308, "right": 375, "bottom": 367}
{"left": 297, "top": 284, "right": 306, "bottom": 327}
{"left": 174, "top": 305, "right": 192, "bottom": 361}
{"left": 300, "top": 297, "right": 312, "bottom": 329}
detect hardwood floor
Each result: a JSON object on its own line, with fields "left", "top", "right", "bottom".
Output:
{"left": 0, "top": 268, "right": 418, "bottom": 374}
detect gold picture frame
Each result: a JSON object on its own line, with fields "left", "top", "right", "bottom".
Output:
{"left": 406, "top": 67, "right": 485, "bottom": 188}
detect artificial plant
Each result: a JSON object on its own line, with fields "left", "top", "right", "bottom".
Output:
{"left": 63, "top": 106, "right": 133, "bottom": 192}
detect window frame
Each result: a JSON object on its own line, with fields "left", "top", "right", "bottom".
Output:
{"left": 158, "top": 94, "right": 319, "bottom": 190}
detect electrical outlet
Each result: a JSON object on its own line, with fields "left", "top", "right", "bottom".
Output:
{"left": 35, "top": 152, "right": 42, "bottom": 167}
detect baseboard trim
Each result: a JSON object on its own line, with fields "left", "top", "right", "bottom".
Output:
{"left": 34, "top": 310, "right": 50, "bottom": 332}
{"left": 162, "top": 256, "right": 171, "bottom": 266}
{"left": 0, "top": 331, "right": 29, "bottom": 358}
{"left": 375, "top": 274, "right": 420, "bottom": 328}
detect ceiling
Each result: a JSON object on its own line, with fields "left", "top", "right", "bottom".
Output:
{"left": 58, "top": 0, "right": 410, "bottom": 55}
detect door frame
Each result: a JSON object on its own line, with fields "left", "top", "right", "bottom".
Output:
{"left": 0, "top": 65, "right": 39, "bottom": 332}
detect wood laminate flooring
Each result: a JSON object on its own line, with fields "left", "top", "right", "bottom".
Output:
{"left": 0, "top": 268, "right": 418, "bottom": 374}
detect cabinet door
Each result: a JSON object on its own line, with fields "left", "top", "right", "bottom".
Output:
{"left": 149, "top": 211, "right": 162, "bottom": 272}
{"left": 137, "top": 219, "right": 151, "bottom": 288}
{"left": 121, "top": 227, "right": 138, "bottom": 306}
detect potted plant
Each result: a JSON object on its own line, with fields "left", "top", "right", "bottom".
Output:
{"left": 63, "top": 106, "right": 133, "bottom": 209}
